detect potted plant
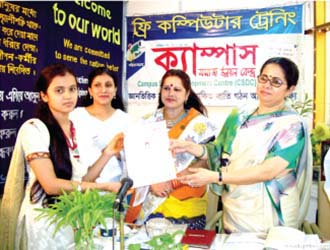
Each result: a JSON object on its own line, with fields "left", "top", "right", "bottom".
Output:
{"left": 288, "top": 93, "right": 313, "bottom": 118}
{"left": 36, "top": 188, "right": 119, "bottom": 250}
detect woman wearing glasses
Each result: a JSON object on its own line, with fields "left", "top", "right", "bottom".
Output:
{"left": 170, "top": 57, "right": 313, "bottom": 233}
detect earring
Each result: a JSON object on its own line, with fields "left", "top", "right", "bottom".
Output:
{"left": 113, "top": 95, "right": 116, "bottom": 99}
{"left": 90, "top": 95, "right": 93, "bottom": 99}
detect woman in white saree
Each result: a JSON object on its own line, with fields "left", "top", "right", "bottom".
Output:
{"left": 171, "top": 57, "right": 313, "bottom": 233}
{"left": 0, "top": 64, "right": 123, "bottom": 250}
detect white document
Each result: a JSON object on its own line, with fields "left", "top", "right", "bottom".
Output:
{"left": 124, "top": 120, "right": 176, "bottom": 188}
{"left": 264, "top": 226, "right": 321, "bottom": 250}
{"left": 212, "top": 228, "right": 321, "bottom": 250}
{"left": 219, "top": 233, "right": 265, "bottom": 250}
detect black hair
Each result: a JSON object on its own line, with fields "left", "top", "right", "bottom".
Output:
{"left": 81, "top": 67, "right": 126, "bottom": 111}
{"left": 259, "top": 57, "right": 299, "bottom": 89}
{"left": 157, "top": 69, "right": 207, "bottom": 116}
{"left": 30, "top": 63, "right": 76, "bottom": 207}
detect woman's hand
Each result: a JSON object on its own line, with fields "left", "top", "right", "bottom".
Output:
{"left": 170, "top": 139, "right": 192, "bottom": 154}
{"left": 170, "top": 139, "right": 207, "bottom": 160}
{"left": 178, "top": 167, "right": 218, "bottom": 187}
{"left": 103, "top": 132, "right": 124, "bottom": 156}
{"left": 150, "top": 181, "right": 173, "bottom": 197}
{"left": 103, "top": 182, "right": 122, "bottom": 193}
{"left": 83, "top": 133, "right": 125, "bottom": 183}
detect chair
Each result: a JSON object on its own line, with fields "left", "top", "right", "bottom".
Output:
{"left": 317, "top": 181, "right": 330, "bottom": 240}
{"left": 317, "top": 143, "right": 330, "bottom": 240}
{"left": 205, "top": 187, "right": 222, "bottom": 232}
{"left": 205, "top": 210, "right": 222, "bottom": 232}
{"left": 302, "top": 220, "right": 324, "bottom": 238}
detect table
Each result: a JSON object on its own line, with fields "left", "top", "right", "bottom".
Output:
{"left": 93, "top": 226, "right": 328, "bottom": 250}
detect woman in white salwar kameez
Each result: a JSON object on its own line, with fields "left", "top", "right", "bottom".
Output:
{"left": 70, "top": 67, "right": 131, "bottom": 184}
{"left": 170, "top": 57, "right": 313, "bottom": 234}
{"left": 0, "top": 63, "right": 124, "bottom": 250}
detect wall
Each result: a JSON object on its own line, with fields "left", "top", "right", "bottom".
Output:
{"left": 325, "top": 1, "right": 330, "bottom": 125}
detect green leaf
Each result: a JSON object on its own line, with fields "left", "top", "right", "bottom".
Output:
{"left": 128, "top": 243, "right": 141, "bottom": 250}
{"left": 34, "top": 188, "right": 119, "bottom": 247}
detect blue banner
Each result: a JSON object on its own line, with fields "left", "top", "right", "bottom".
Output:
{"left": 127, "top": 4, "right": 302, "bottom": 43}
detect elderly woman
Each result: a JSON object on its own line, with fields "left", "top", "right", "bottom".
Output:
{"left": 171, "top": 57, "right": 312, "bottom": 233}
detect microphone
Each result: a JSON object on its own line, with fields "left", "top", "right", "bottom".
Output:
{"left": 113, "top": 177, "right": 133, "bottom": 209}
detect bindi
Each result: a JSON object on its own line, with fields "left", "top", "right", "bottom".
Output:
{"left": 166, "top": 84, "right": 174, "bottom": 90}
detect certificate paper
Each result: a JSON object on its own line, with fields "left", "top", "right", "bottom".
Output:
{"left": 124, "top": 121, "right": 176, "bottom": 188}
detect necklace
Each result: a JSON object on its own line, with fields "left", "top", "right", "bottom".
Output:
{"left": 65, "top": 121, "right": 78, "bottom": 150}
{"left": 165, "top": 110, "right": 187, "bottom": 128}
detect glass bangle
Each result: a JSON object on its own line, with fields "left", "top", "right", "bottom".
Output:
{"left": 196, "top": 145, "right": 206, "bottom": 159}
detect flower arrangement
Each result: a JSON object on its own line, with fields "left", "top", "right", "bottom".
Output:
{"left": 35, "top": 188, "right": 119, "bottom": 250}
{"left": 311, "top": 122, "right": 330, "bottom": 165}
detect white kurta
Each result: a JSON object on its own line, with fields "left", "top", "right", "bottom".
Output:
{"left": 70, "top": 107, "right": 131, "bottom": 183}
{"left": 16, "top": 119, "right": 88, "bottom": 250}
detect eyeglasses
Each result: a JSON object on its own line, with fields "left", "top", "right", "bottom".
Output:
{"left": 257, "top": 74, "right": 286, "bottom": 88}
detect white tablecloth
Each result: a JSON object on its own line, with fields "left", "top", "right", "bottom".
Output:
{"left": 94, "top": 227, "right": 327, "bottom": 250}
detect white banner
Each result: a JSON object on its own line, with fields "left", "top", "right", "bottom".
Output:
{"left": 127, "top": 34, "right": 303, "bottom": 107}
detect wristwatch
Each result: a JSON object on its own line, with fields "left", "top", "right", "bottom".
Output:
{"left": 218, "top": 170, "right": 222, "bottom": 183}
{"left": 77, "top": 183, "right": 82, "bottom": 192}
